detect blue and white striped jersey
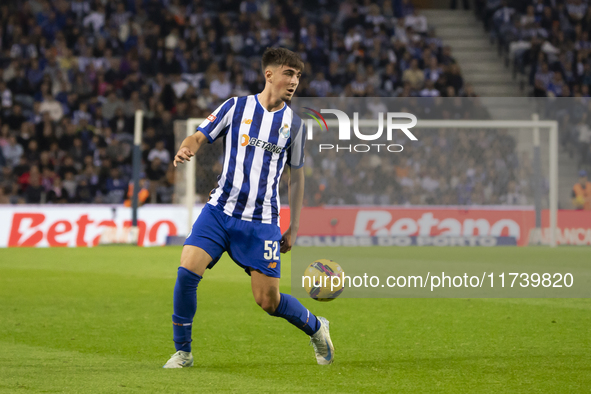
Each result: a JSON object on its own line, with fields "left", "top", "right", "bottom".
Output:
{"left": 197, "top": 94, "right": 305, "bottom": 225}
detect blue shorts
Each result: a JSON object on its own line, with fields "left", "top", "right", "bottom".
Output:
{"left": 184, "top": 203, "right": 282, "bottom": 278}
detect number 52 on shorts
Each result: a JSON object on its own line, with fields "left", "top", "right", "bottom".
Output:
{"left": 263, "top": 240, "right": 280, "bottom": 260}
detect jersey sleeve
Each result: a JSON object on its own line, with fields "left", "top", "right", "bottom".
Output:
{"left": 287, "top": 118, "right": 306, "bottom": 169}
{"left": 197, "top": 97, "right": 235, "bottom": 143}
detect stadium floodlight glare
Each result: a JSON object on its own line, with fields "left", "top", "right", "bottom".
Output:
{"left": 178, "top": 117, "right": 558, "bottom": 247}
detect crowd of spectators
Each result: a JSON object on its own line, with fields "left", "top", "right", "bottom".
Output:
{"left": 301, "top": 97, "right": 536, "bottom": 207}
{"left": 0, "top": 0, "right": 478, "bottom": 205}
{"left": 477, "top": 0, "right": 591, "bottom": 171}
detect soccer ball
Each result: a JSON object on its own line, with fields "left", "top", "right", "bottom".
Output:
{"left": 303, "top": 259, "right": 344, "bottom": 302}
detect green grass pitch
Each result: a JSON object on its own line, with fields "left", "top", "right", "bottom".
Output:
{"left": 1, "top": 246, "right": 590, "bottom": 393}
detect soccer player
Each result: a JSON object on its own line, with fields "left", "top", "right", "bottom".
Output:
{"left": 572, "top": 170, "right": 591, "bottom": 210}
{"left": 163, "top": 48, "right": 335, "bottom": 368}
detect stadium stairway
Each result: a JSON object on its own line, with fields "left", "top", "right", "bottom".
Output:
{"left": 422, "top": 9, "right": 521, "bottom": 98}
{"left": 423, "top": 9, "right": 579, "bottom": 208}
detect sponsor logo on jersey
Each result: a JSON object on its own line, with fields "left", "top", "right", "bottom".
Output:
{"left": 207, "top": 114, "right": 217, "bottom": 122}
{"left": 241, "top": 134, "right": 283, "bottom": 153}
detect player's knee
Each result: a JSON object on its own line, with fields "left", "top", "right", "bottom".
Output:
{"left": 255, "top": 294, "right": 279, "bottom": 314}
{"left": 179, "top": 246, "right": 211, "bottom": 276}
{"left": 259, "top": 300, "right": 278, "bottom": 314}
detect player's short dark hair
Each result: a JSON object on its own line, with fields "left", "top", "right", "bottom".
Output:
{"left": 261, "top": 47, "right": 304, "bottom": 73}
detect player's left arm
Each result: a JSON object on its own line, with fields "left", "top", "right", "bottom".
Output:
{"left": 281, "top": 166, "right": 304, "bottom": 253}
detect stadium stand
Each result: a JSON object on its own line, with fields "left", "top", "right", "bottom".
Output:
{"left": 0, "top": 0, "right": 534, "bottom": 207}
{"left": 476, "top": 0, "right": 591, "bottom": 173}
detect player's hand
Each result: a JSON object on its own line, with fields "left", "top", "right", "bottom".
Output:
{"left": 174, "top": 147, "right": 194, "bottom": 167}
{"left": 280, "top": 227, "right": 296, "bottom": 253}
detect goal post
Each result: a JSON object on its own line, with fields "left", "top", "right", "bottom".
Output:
{"left": 409, "top": 118, "right": 558, "bottom": 247}
{"left": 184, "top": 118, "right": 202, "bottom": 236}
{"left": 313, "top": 117, "right": 558, "bottom": 247}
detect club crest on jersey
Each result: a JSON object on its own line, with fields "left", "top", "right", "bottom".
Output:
{"left": 241, "top": 134, "right": 283, "bottom": 154}
{"left": 280, "top": 123, "right": 290, "bottom": 139}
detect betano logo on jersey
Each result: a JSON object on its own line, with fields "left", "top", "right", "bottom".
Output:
{"left": 241, "top": 134, "right": 283, "bottom": 154}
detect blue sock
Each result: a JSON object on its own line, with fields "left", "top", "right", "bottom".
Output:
{"left": 270, "top": 293, "right": 321, "bottom": 336}
{"left": 172, "top": 267, "right": 202, "bottom": 352}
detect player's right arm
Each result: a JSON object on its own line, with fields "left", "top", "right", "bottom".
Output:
{"left": 174, "top": 97, "right": 236, "bottom": 167}
{"left": 173, "top": 131, "right": 208, "bottom": 167}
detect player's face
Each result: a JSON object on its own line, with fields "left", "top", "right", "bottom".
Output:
{"left": 274, "top": 65, "right": 301, "bottom": 101}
